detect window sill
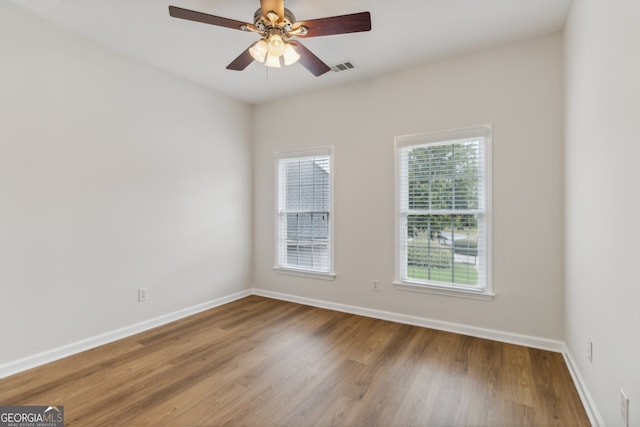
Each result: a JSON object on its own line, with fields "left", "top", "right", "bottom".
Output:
{"left": 393, "top": 280, "right": 494, "bottom": 301}
{"left": 273, "top": 267, "right": 336, "bottom": 281}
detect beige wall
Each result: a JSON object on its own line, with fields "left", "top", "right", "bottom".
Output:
{"left": 253, "top": 33, "right": 565, "bottom": 340}
{"left": 565, "top": 1, "right": 640, "bottom": 425}
{"left": 0, "top": 3, "right": 253, "bottom": 365}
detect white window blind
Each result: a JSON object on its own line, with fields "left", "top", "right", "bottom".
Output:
{"left": 396, "top": 126, "right": 491, "bottom": 294}
{"left": 276, "top": 149, "right": 332, "bottom": 275}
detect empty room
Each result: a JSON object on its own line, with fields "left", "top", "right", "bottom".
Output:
{"left": 1, "top": 0, "right": 638, "bottom": 426}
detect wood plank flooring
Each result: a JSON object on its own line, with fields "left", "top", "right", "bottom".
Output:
{"left": 0, "top": 296, "right": 590, "bottom": 426}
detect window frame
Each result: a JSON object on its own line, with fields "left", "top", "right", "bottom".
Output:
{"left": 273, "top": 146, "right": 336, "bottom": 280}
{"left": 393, "top": 125, "right": 493, "bottom": 300}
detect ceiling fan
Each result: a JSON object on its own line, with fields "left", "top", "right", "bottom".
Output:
{"left": 168, "top": 0, "right": 371, "bottom": 76}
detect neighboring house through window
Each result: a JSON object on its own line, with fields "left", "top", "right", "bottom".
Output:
{"left": 275, "top": 146, "right": 334, "bottom": 279}
{"left": 394, "top": 125, "right": 493, "bottom": 300}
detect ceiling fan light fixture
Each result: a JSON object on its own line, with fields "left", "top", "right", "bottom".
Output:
{"left": 249, "top": 39, "right": 268, "bottom": 62}
{"left": 267, "top": 33, "right": 286, "bottom": 57}
{"left": 169, "top": 2, "right": 371, "bottom": 77}
{"left": 283, "top": 43, "right": 300, "bottom": 65}
{"left": 265, "top": 53, "right": 281, "bottom": 68}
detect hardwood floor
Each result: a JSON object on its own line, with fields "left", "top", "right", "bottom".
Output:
{"left": 1, "top": 296, "right": 590, "bottom": 426}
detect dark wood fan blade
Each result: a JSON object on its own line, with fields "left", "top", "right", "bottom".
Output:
{"left": 260, "top": 0, "right": 284, "bottom": 22}
{"left": 289, "top": 41, "right": 330, "bottom": 76}
{"left": 169, "top": 6, "right": 248, "bottom": 30}
{"left": 226, "top": 43, "right": 257, "bottom": 71}
{"left": 295, "top": 12, "right": 371, "bottom": 38}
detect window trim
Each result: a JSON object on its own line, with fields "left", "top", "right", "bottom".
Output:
{"left": 393, "top": 125, "right": 493, "bottom": 300}
{"left": 273, "top": 145, "right": 336, "bottom": 280}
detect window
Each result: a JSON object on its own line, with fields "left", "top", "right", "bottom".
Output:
{"left": 275, "top": 146, "right": 334, "bottom": 279}
{"left": 394, "top": 126, "right": 492, "bottom": 300}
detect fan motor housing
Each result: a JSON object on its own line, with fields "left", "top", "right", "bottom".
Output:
{"left": 253, "top": 7, "right": 296, "bottom": 32}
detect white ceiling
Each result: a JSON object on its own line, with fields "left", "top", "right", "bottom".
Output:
{"left": 8, "top": 0, "right": 571, "bottom": 105}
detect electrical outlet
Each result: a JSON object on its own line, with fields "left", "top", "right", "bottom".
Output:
{"left": 621, "top": 389, "right": 629, "bottom": 427}
{"left": 586, "top": 338, "right": 593, "bottom": 363}
{"left": 372, "top": 279, "right": 380, "bottom": 292}
{"left": 138, "top": 288, "right": 148, "bottom": 302}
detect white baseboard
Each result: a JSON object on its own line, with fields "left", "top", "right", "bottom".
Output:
{"left": 0, "top": 289, "right": 251, "bottom": 379}
{"left": 251, "top": 288, "right": 565, "bottom": 353}
{"left": 562, "top": 345, "right": 604, "bottom": 427}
